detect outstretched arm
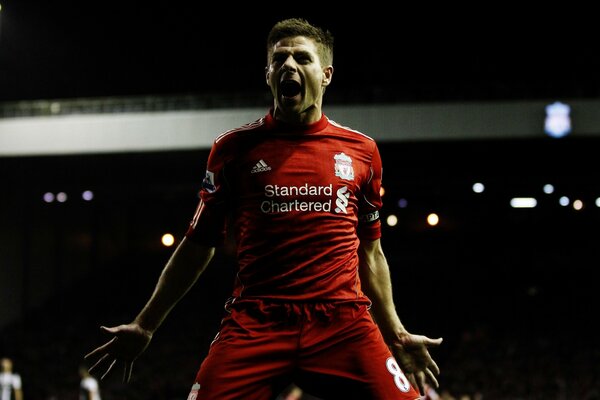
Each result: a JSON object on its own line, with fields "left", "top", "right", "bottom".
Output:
{"left": 358, "top": 238, "right": 442, "bottom": 396}
{"left": 85, "top": 237, "right": 215, "bottom": 382}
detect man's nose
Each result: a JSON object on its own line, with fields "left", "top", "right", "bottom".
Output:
{"left": 282, "top": 56, "right": 297, "bottom": 72}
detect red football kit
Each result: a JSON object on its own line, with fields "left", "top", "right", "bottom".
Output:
{"left": 184, "top": 110, "right": 420, "bottom": 400}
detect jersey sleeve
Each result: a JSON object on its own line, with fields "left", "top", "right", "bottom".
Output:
{"left": 357, "top": 142, "right": 383, "bottom": 241}
{"left": 14, "top": 374, "right": 22, "bottom": 389}
{"left": 185, "top": 140, "right": 229, "bottom": 246}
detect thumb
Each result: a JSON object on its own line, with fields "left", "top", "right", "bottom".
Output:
{"left": 428, "top": 337, "right": 443, "bottom": 346}
{"left": 100, "top": 325, "right": 119, "bottom": 334}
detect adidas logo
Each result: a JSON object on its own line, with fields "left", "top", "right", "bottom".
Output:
{"left": 251, "top": 159, "right": 272, "bottom": 173}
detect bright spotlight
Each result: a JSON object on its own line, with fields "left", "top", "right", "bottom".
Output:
{"left": 56, "top": 192, "right": 68, "bottom": 203}
{"left": 427, "top": 213, "right": 439, "bottom": 226}
{"left": 543, "top": 184, "right": 554, "bottom": 194}
{"left": 510, "top": 197, "right": 537, "bottom": 208}
{"left": 82, "top": 190, "right": 94, "bottom": 201}
{"left": 472, "top": 182, "right": 485, "bottom": 193}
{"left": 43, "top": 192, "right": 54, "bottom": 203}
{"left": 559, "top": 196, "right": 570, "bottom": 206}
{"left": 386, "top": 214, "right": 398, "bottom": 227}
{"left": 161, "top": 233, "right": 175, "bottom": 247}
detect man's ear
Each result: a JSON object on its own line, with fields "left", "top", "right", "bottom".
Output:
{"left": 265, "top": 66, "right": 270, "bottom": 85}
{"left": 322, "top": 65, "right": 334, "bottom": 87}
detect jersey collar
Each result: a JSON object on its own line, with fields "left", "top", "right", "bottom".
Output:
{"left": 265, "top": 109, "right": 329, "bottom": 134}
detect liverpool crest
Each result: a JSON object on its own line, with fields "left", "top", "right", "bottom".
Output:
{"left": 334, "top": 152, "right": 354, "bottom": 181}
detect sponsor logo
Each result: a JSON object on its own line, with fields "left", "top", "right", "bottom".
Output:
{"left": 335, "top": 186, "right": 350, "bottom": 213}
{"left": 251, "top": 159, "right": 272, "bottom": 173}
{"left": 202, "top": 171, "right": 216, "bottom": 193}
{"left": 359, "top": 210, "right": 380, "bottom": 223}
{"left": 260, "top": 184, "right": 351, "bottom": 215}
{"left": 261, "top": 184, "right": 333, "bottom": 213}
{"left": 264, "top": 184, "right": 332, "bottom": 197}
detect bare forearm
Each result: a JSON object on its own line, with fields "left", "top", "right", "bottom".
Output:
{"left": 358, "top": 239, "right": 406, "bottom": 340}
{"left": 134, "top": 238, "right": 215, "bottom": 333}
{"left": 359, "top": 241, "right": 443, "bottom": 395}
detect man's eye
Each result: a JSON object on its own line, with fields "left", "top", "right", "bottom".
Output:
{"left": 296, "top": 56, "right": 311, "bottom": 63}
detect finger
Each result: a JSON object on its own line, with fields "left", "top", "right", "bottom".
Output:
{"left": 84, "top": 337, "right": 117, "bottom": 360}
{"left": 424, "top": 336, "right": 443, "bottom": 346}
{"left": 101, "top": 359, "right": 117, "bottom": 381}
{"left": 123, "top": 361, "right": 133, "bottom": 383}
{"left": 429, "top": 357, "right": 441, "bottom": 376}
{"left": 406, "top": 373, "right": 421, "bottom": 396}
{"left": 101, "top": 325, "right": 120, "bottom": 334}
{"left": 425, "top": 367, "right": 439, "bottom": 388}
{"left": 415, "top": 371, "right": 427, "bottom": 397}
{"left": 88, "top": 353, "right": 110, "bottom": 374}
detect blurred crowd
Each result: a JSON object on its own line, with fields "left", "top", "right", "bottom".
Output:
{"left": 1, "top": 254, "right": 599, "bottom": 400}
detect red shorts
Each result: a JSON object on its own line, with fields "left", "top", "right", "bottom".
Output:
{"left": 187, "top": 299, "right": 420, "bottom": 400}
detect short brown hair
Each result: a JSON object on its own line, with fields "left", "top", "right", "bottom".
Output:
{"left": 266, "top": 18, "right": 334, "bottom": 66}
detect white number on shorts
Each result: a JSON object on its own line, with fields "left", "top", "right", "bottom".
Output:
{"left": 385, "top": 357, "right": 410, "bottom": 392}
{"left": 187, "top": 383, "right": 200, "bottom": 400}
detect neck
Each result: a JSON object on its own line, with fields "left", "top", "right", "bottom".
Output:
{"left": 272, "top": 103, "right": 323, "bottom": 125}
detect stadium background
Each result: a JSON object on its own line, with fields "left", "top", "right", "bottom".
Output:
{"left": 1, "top": 3, "right": 598, "bottom": 399}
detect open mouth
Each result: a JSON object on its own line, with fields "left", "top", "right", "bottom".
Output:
{"left": 280, "top": 80, "right": 301, "bottom": 98}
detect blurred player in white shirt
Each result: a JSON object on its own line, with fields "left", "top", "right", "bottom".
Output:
{"left": 79, "top": 365, "right": 101, "bottom": 400}
{"left": 0, "top": 358, "right": 22, "bottom": 400}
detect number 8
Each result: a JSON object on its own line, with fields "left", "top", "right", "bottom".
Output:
{"left": 386, "top": 357, "right": 410, "bottom": 392}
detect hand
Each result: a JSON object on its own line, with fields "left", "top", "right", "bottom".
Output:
{"left": 84, "top": 323, "right": 153, "bottom": 383}
{"left": 388, "top": 331, "right": 443, "bottom": 396}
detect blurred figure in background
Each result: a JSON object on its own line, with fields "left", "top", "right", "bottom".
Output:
{"left": 0, "top": 357, "right": 23, "bottom": 400}
{"left": 278, "top": 384, "right": 304, "bottom": 400}
{"left": 276, "top": 384, "right": 324, "bottom": 400}
{"left": 78, "top": 365, "right": 101, "bottom": 400}
{"left": 422, "top": 382, "right": 440, "bottom": 399}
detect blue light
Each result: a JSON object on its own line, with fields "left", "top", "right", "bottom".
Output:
{"left": 544, "top": 101, "right": 571, "bottom": 138}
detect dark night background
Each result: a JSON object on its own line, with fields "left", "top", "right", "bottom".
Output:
{"left": 1, "top": 2, "right": 599, "bottom": 399}
{"left": 1, "top": 1, "right": 599, "bottom": 103}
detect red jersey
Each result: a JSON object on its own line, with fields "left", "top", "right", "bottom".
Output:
{"left": 186, "top": 111, "right": 383, "bottom": 302}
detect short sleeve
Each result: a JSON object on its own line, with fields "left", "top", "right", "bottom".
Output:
{"left": 185, "top": 141, "right": 229, "bottom": 246}
{"left": 13, "top": 373, "right": 22, "bottom": 389}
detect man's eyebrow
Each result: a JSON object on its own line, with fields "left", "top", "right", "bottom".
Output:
{"left": 272, "top": 48, "right": 313, "bottom": 58}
